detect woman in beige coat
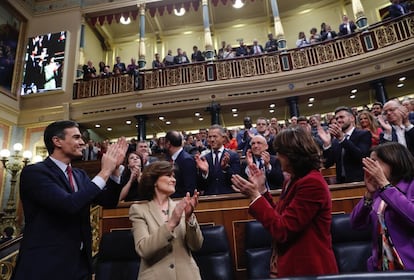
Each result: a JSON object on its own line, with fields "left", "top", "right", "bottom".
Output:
{"left": 129, "top": 161, "right": 203, "bottom": 280}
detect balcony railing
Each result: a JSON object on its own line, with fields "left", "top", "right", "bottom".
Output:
{"left": 73, "top": 13, "right": 414, "bottom": 99}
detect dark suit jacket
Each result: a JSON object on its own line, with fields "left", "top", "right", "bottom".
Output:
{"left": 323, "top": 128, "right": 371, "bottom": 183}
{"left": 321, "top": 31, "right": 338, "bottom": 41}
{"left": 389, "top": 3, "right": 407, "bottom": 19}
{"left": 198, "top": 149, "right": 240, "bottom": 195}
{"left": 13, "top": 157, "right": 121, "bottom": 280}
{"left": 249, "top": 170, "right": 338, "bottom": 277}
{"left": 338, "top": 22, "right": 357, "bottom": 36}
{"left": 380, "top": 126, "right": 414, "bottom": 156}
{"left": 241, "top": 155, "right": 284, "bottom": 190}
{"left": 171, "top": 149, "right": 197, "bottom": 198}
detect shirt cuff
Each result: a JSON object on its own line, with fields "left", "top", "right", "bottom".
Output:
{"left": 92, "top": 176, "right": 106, "bottom": 190}
{"left": 383, "top": 132, "right": 392, "bottom": 141}
{"left": 249, "top": 194, "right": 262, "bottom": 206}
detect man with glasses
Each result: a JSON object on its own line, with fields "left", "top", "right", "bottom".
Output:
{"left": 379, "top": 99, "right": 414, "bottom": 155}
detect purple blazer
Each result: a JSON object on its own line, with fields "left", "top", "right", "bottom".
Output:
{"left": 350, "top": 180, "right": 414, "bottom": 271}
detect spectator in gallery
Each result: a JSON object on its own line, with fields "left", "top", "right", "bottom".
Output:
{"left": 82, "top": 60, "right": 97, "bottom": 80}
{"left": 389, "top": 0, "right": 407, "bottom": 19}
{"left": 250, "top": 39, "right": 264, "bottom": 55}
{"left": 223, "top": 44, "right": 235, "bottom": 59}
{"left": 152, "top": 53, "right": 164, "bottom": 69}
{"left": 191, "top": 45, "right": 205, "bottom": 62}
{"left": 265, "top": 33, "right": 278, "bottom": 53}
{"left": 127, "top": 58, "right": 139, "bottom": 74}
{"left": 296, "top": 31, "right": 310, "bottom": 48}
{"left": 113, "top": 56, "right": 126, "bottom": 73}
{"left": 98, "top": 61, "right": 106, "bottom": 74}
{"left": 236, "top": 40, "right": 249, "bottom": 57}
{"left": 338, "top": 14, "right": 357, "bottom": 36}
{"left": 217, "top": 40, "right": 226, "bottom": 59}
{"left": 321, "top": 24, "right": 338, "bottom": 41}
{"left": 309, "top": 27, "right": 321, "bottom": 44}
{"left": 173, "top": 48, "right": 190, "bottom": 64}
{"left": 163, "top": 49, "right": 175, "bottom": 66}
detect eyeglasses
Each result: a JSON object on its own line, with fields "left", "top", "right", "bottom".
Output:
{"left": 256, "top": 123, "right": 267, "bottom": 126}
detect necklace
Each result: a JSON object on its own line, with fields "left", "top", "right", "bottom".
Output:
{"left": 161, "top": 209, "right": 169, "bottom": 216}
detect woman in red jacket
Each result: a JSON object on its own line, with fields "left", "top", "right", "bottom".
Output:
{"left": 232, "top": 127, "right": 338, "bottom": 278}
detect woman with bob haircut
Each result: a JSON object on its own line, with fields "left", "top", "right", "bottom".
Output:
{"left": 231, "top": 127, "right": 338, "bottom": 278}
{"left": 129, "top": 161, "right": 203, "bottom": 280}
{"left": 351, "top": 142, "right": 414, "bottom": 271}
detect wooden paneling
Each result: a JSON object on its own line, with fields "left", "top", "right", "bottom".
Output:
{"left": 99, "top": 182, "right": 366, "bottom": 279}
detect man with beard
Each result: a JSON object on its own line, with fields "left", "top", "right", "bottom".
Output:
{"left": 317, "top": 106, "right": 371, "bottom": 183}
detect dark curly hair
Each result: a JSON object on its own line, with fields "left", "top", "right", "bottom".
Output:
{"left": 273, "top": 127, "right": 322, "bottom": 178}
{"left": 139, "top": 161, "right": 175, "bottom": 200}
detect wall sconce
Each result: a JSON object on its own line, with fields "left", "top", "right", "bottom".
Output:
{"left": 0, "top": 143, "right": 32, "bottom": 231}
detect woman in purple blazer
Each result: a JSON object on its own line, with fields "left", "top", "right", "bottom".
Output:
{"left": 351, "top": 142, "right": 414, "bottom": 271}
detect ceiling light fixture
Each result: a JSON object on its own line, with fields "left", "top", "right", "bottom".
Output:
{"left": 95, "top": 124, "right": 101, "bottom": 128}
{"left": 399, "top": 76, "right": 406, "bottom": 82}
{"left": 198, "top": 117, "right": 204, "bottom": 121}
{"left": 308, "top": 103, "right": 313, "bottom": 107}
{"left": 233, "top": 113, "right": 238, "bottom": 117}
{"left": 195, "top": 112, "right": 200, "bottom": 117}
{"left": 351, "top": 89, "right": 358, "bottom": 94}
{"left": 166, "top": 121, "right": 171, "bottom": 125}
{"left": 120, "top": 16, "right": 131, "bottom": 25}
{"left": 397, "top": 83, "right": 404, "bottom": 88}
{"left": 232, "top": 108, "right": 237, "bottom": 112}
{"left": 107, "top": 127, "right": 112, "bottom": 131}
{"left": 350, "top": 94, "right": 356, "bottom": 99}
{"left": 270, "top": 104, "right": 276, "bottom": 108}
{"left": 233, "top": 0, "right": 245, "bottom": 9}
{"left": 159, "top": 116, "right": 165, "bottom": 121}
{"left": 174, "top": 7, "right": 186, "bottom": 16}
{"left": 125, "top": 120, "right": 132, "bottom": 125}
{"left": 308, "top": 97, "right": 315, "bottom": 102}
{"left": 269, "top": 109, "right": 275, "bottom": 113}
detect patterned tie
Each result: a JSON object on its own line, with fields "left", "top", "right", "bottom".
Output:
{"left": 66, "top": 165, "right": 75, "bottom": 192}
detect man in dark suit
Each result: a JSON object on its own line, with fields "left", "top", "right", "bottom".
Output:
{"left": 241, "top": 135, "right": 284, "bottom": 190}
{"left": 379, "top": 99, "right": 414, "bottom": 156}
{"left": 12, "top": 120, "right": 127, "bottom": 280}
{"left": 165, "top": 130, "right": 197, "bottom": 198}
{"left": 195, "top": 124, "right": 241, "bottom": 195}
{"left": 318, "top": 106, "right": 371, "bottom": 183}
{"left": 338, "top": 14, "right": 357, "bottom": 36}
{"left": 389, "top": 0, "right": 407, "bottom": 19}
{"left": 112, "top": 56, "right": 126, "bottom": 73}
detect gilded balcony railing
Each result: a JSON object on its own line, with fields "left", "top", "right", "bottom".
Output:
{"left": 72, "top": 13, "right": 414, "bottom": 99}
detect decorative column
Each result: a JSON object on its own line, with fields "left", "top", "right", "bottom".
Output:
{"left": 135, "top": 115, "right": 147, "bottom": 141}
{"left": 372, "top": 80, "right": 388, "bottom": 105}
{"left": 352, "top": 0, "right": 368, "bottom": 30}
{"left": 78, "top": 17, "right": 86, "bottom": 78}
{"left": 286, "top": 96, "right": 299, "bottom": 117}
{"left": 207, "top": 102, "right": 221, "bottom": 125}
{"left": 269, "top": 0, "right": 286, "bottom": 50}
{"left": 202, "top": 0, "right": 214, "bottom": 60}
{"left": 138, "top": 3, "right": 146, "bottom": 69}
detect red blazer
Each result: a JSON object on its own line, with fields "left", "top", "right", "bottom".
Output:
{"left": 249, "top": 170, "right": 338, "bottom": 277}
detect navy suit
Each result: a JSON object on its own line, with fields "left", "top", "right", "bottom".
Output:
{"left": 13, "top": 157, "right": 121, "bottom": 280}
{"left": 389, "top": 3, "right": 407, "bottom": 19}
{"left": 171, "top": 149, "right": 197, "bottom": 198}
{"left": 198, "top": 149, "right": 241, "bottom": 195}
{"left": 380, "top": 126, "right": 414, "bottom": 156}
{"left": 323, "top": 129, "right": 371, "bottom": 183}
{"left": 338, "top": 22, "right": 357, "bottom": 36}
{"left": 241, "top": 155, "right": 284, "bottom": 190}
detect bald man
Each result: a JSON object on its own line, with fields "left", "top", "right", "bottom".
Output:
{"left": 241, "top": 135, "right": 284, "bottom": 190}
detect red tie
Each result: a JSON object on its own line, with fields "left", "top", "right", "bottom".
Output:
{"left": 66, "top": 165, "right": 75, "bottom": 191}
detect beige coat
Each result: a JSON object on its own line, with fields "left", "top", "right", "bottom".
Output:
{"left": 129, "top": 198, "right": 203, "bottom": 280}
